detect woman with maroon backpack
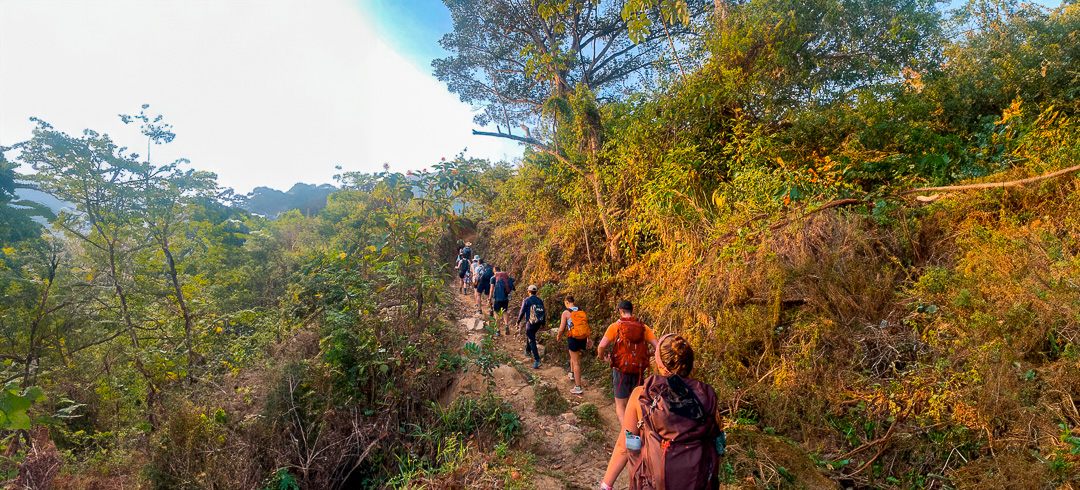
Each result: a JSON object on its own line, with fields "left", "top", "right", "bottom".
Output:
{"left": 599, "top": 334, "right": 725, "bottom": 490}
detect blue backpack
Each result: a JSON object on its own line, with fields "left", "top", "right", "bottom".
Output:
{"left": 493, "top": 278, "right": 510, "bottom": 301}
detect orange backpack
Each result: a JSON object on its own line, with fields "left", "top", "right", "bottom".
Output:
{"left": 611, "top": 318, "right": 650, "bottom": 374}
{"left": 566, "top": 308, "right": 590, "bottom": 339}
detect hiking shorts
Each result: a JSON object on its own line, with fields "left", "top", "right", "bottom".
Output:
{"left": 567, "top": 336, "right": 587, "bottom": 353}
{"left": 475, "top": 283, "right": 489, "bottom": 295}
{"left": 458, "top": 268, "right": 468, "bottom": 279}
{"left": 493, "top": 300, "right": 509, "bottom": 314}
{"left": 612, "top": 369, "right": 642, "bottom": 399}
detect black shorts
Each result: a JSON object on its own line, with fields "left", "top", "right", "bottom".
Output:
{"left": 493, "top": 300, "right": 509, "bottom": 313}
{"left": 475, "top": 283, "right": 489, "bottom": 295}
{"left": 458, "top": 269, "right": 468, "bottom": 279}
{"left": 612, "top": 369, "right": 642, "bottom": 399}
{"left": 567, "top": 336, "right": 587, "bottom": 352}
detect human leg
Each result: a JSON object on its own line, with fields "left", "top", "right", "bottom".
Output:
{"left": 526, "top": 326, "right": 540, "bottom": 365}
{"left": 615, "top": 398, "right": 629, "bottom": 425}
{"left": 611, "top": 370, "right": 640, "bottom": 425}
{"left": 569, "top": 349, "right": 582, "bottom": 393}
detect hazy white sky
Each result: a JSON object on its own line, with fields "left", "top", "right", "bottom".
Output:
{"left": 0, "top": 0, "right": 520, "bottom": 193}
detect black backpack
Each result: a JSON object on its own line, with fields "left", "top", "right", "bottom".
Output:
{"left": 529, "top": 301, "right": 546, "bottom": 326}
{"left": 481, "top": 265, "right": 494, "bottom": 284}
{"left": 461, "top": 247, "right": 473, "bottom": 260}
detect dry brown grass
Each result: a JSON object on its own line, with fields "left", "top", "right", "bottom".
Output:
{"left": 481, "top": 176, "right": 1080, "bottom": 486}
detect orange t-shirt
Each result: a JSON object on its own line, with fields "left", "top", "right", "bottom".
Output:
{"left": 603, "top": 320, "right": 657, "bottom": 342}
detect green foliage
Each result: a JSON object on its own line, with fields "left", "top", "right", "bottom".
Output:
{"left": 430, "top": 395, "right": 521, "bottom": 444}
{"left": 573, "top": 402, "right": 602, "bottom": 429}
{"left": 0, "top": 383, "right": 45, "bottom": 432}
{"left": 261, "top": 468, "right": 300, "bottom": 490}
{"left": 533, "top": 383, "right": 570, "bottom": 416}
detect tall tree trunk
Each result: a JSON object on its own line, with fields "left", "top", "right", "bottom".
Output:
{"left": 585, "top": 173, "right": 619, "bottom": 263}
{"left": 108, "top": 241, "right": 159, "bottom": 429}
{"left": 160, "top": 236, "right": 198, "bottom": 369}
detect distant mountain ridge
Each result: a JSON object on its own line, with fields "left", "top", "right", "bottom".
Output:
{"left": 242, "top": 183, "right": 336, "bottom": 218}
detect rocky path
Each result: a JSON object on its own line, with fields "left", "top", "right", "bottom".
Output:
{"left": 446, "top": 283, "right": 630, "bottom": 490}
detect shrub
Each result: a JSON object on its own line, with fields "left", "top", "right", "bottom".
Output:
{"left": 534, "top": 384, "right": 570, "bottom": 416}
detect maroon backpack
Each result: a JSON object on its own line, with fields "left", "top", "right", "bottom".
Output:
{"left": 631, "top": 375, "right": 721, "bottom": 490}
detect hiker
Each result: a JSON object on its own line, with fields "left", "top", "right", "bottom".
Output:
{"left": 599, "top": 334, "right": 724, "bottom": 490}
{"left": 470, "top": 257, "right": 484, "bottom": 309}
{"left": 456, "top": 252, "right": 470, "bottom": 294}
{"left": 517, "top": 284, "right": 545, "bottom": 369}
{"left": 461, "top": 242, "right": 473, "bottom": 261}
{"left": 556, "top": 295, "right": 591, "bottom": 395}
{"left": 455, "top": 239, "right": 465, "bottom": 259}
{"left": 489, "top": 266, "right": 515, "bottom": 335}
{"left": 596, "top": 299, "right": 660, "bottom": 424}
{"left": 474, "top": 259, "right": 496, "bottom": 323}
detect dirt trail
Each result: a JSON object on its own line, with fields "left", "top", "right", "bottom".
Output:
{"left": 446, "top": 283, "right": 630, "bottom": 489}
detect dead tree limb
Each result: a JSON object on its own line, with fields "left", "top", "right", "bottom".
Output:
{"left": 901, "top": 164, "right": 1080, "bottom": 195}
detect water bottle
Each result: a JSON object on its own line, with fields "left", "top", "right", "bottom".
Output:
{"left": 624, "top": 430, "right": 642, "bottom": 451}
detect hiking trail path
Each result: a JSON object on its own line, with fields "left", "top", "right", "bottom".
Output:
{"left": 445, "top": 281, "right": 631, "bottom": 490}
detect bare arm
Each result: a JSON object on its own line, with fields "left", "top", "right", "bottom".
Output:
{"left": 596, "top": 336, "right": 612, "bottom": 360}
{"left": 623, "top": 386, "right": 644, "bottom": 435}
{"left": 605, "top": 385, "right": 644, "bottom": 478}
{"left": 556, "top": 311, "right": 569, "bottom": 341}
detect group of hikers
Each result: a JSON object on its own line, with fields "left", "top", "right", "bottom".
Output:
{"left": 453, "top": 240, "right": 726, "bottom": 489}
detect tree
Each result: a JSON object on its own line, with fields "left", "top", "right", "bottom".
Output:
{"left": 436, "top": 0, "right": 712, "bottom": 260}
{"left": 0, "top": 153, "right": 46, "bottom": 246}
{"left": 435, "top": 0, "right": 710, "bottom": 130}
{"left": 17, "top": 118, "right": 163, "bottom": 425}
{"left": 715, "top": 0, "right": 943, "bottom": 119}
{"left": 121, "top": 106, "right": 218, "bottom": 371}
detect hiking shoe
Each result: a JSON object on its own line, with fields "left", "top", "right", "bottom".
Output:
{"left": 567, "top": 372, "right": 575, "bottom": 381}
{"left": 532, "top": 360, "right": 542, "bottom": 369}
{"left": 505, "top": 326, "right": 511, "bottom": 335}
{"left": 570, "top": 386, "right": 583, "bottom": 395}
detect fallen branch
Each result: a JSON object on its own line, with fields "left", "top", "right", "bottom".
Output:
{"left": 839, "top": 401, "right": 916, "bottom": 476}
{"left": 769, "top": 198, "right": 863, "bottom": 231}
{"left": 901, "top": 163, "right": 1080, "bottom": 195}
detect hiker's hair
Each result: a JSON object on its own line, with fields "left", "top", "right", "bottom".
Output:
{"left": 659, "top": 335, "right": 694, "bottom": 377}
{"left": 565, "top": 294, "right": 575, "bottom": 304}
{"left": 495, "top": 266, "right": 501, "bottom": 272}
{"left": 478, "top": 258, "right": 484, "bottom": 264}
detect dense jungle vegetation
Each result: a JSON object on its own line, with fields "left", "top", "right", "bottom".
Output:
{"left": 2, "top": 0, "right": 1080, "bottom": 488}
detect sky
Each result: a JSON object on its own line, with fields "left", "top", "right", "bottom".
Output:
{"left": 0, "top": 0, "right": 1065, "bottom": 194}
{"left": 0, "top": 0, "right": 521, "bottom": 194}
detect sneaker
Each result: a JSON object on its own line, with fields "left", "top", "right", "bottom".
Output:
{"left": 532, "top": 360, "right": 542, "bottom": 369}
{"left": 570, "top": 386, "right": 583, "bottom": 395}
{"left": 505, "top": 326, "right": 511, "bottom": 335}
{"left": 567, "top": 372, "right": 575, "bottom": 381}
